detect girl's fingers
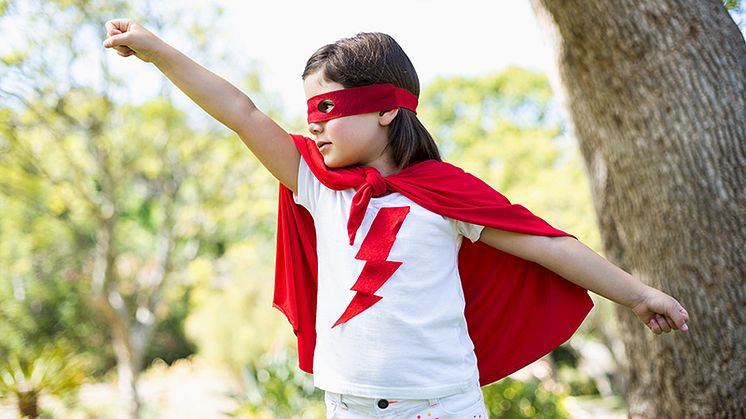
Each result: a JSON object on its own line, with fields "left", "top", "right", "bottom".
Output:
{"left": 679, "top": 307, "right": 689, "bottom": 322}
{"left": 105, "top": 19, "right": 131, "bottom": 35}
{"left": 640, "top": 293, "right": 690, "bottom": 334}
{"left": 648, "top": 317, "right": 663, "bottom": 335}
{"left": 656, "top": 314, "right": 672, "bottom": 333}
{"left": 651, "top": 316, "right": 664, "bottom": 333}
{"left": 104, "top": 20, "right": 135, "bottom": 51}
{"left": 678, "top": 307, "right": 689, "bottom": 331}
{"left": 671, "top": 303, "right": 689, "bottom": 331}
{"left": 657, "top": 313, "right": 674, "bottom": 331}
{"left": 103, "top": 33, "right": 129, "bottom": 49}
{"left": 115, "top": 45, "right": 133, "bottom": 54}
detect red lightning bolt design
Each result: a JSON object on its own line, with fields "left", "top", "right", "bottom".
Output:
{"left": 332, "top": 206, "right": 410, "bottom": 328}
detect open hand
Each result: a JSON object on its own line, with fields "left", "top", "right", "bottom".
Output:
{"left": 102, "top": 19, "right": 162, "bottom": 63}
{"left": 631, "top": 286, "right": 689, "bottom": 334}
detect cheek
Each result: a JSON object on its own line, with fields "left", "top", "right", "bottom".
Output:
{"left": 327, "top": 121, "right": 365, "bottom": 148}
{"left": 325, "top": 119, "right": 353, "bottom": 137}
{"left": 333, "top": 115, "right": 380, "bottom": 140}
{"left": 326, "top": 114, "right": 386, "bottom": 161}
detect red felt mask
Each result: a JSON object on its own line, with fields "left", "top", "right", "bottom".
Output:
{"left": 306, "top": 83, "right": 418, "bottom": 123}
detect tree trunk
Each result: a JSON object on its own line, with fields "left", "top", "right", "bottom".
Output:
{"left": 17, "top": 390, "right": 39, "bottom": 418}
{"left": 90, "top": 218, "right": 145, "bottom": 419}
{"left": 529, "top": 0, "right": 746, "bottom": 417}
{"left": 112, "top": 329, "right": 143, "bottom": 419}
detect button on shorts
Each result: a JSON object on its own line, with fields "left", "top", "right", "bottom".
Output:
{"left": 324, "top": 378, "right": 488, "bottom": 418}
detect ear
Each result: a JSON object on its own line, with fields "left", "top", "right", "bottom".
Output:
{"left": 378, "top": 108, "right": 400, "bottom": 126}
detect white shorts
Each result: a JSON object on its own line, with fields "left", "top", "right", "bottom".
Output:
{"left": 324, "top": 378, "right": 488, "bottom": 418}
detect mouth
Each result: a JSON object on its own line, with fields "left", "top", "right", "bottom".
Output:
{"left": 316, "top": 141, "right": 331, "bottom": 152}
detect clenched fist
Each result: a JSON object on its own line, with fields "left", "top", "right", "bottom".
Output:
{"left": 103, "top": 19, "right": 163, "bottom": 63}
{"left": 631, "top": 286, "right": 689, "bottom": 335}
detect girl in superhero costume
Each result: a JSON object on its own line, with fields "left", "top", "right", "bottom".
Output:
{"left": 104, "top": 21, "right": 690, "bottom": 418}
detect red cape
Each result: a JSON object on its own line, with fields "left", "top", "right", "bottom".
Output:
{"left": 273, "top": 134, "right": 593, "bottom": 386}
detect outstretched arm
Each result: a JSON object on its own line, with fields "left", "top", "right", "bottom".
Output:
{"left": 479, "top": 227, "right": 690, "bottom": 335}
{"left": 103, "top": 19, "right": 299, "bottom": 192}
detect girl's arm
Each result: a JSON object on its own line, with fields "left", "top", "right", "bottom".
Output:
{"left": 479, "top": 227, "right": 690, "bottom": 335}
{"left": 102, "top": 19, "right": 299, "bottom": 192}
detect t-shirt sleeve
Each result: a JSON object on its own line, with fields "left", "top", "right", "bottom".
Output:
{"left": 452, "top": 219, "right": 485, "bottom": 243}
{"left": 292, "top": 157, "right": 322, "bottom": 215}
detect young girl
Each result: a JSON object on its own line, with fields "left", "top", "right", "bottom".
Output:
{"left": 103, "top": 20, "right": 689, "bottom": 418}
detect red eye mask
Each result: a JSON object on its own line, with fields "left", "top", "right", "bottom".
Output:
{"left": 306, "top": 83, "right": 418, "bottom": 124}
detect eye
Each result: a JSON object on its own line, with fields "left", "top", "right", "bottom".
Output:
{"left": 318, "top": 99, "right": 335, "bottom": 113}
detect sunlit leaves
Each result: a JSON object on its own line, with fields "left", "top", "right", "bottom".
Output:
{"left": 724, "top": 0, "right": 741, "bottom": 10}
{"left": 1, "top": 51, "right": 26, "bottom": 66}
{"left": 421, "top": 66, "right": 601, "bottom": 249}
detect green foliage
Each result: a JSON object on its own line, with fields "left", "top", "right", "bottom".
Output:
{"left": 184, "top": 239, "right": 295, "bottom": 371}
{"left": 482, "top": 378, "right": 569, "bottom": 418}
{"left": 1, "top": 50, "right": 26, "bottom": 66}
{"left": 228, "top": 347, "right": 325, "bottom": 419}
{"left": 0, "top": 343, "right": 88, "bottom": 418}
{"left": 724, "top": 0, "right": 741, "bottom": 10}
{"left": 0, "top": 191, "right": 115, "bottom": 376}
{"left": 556, "top": 366, "right": 600, "bottom": 396}
{"left": 143, "top": 285, "right": 197, "bottom": 365}
{"left": 0, "top": 86, "right": 280, "bottom": 387}
{"left": 1, "top": 2, "right": 297, "bottom": 418}
{"left": 421, "top": 67, "right": 601, "bottom": 251}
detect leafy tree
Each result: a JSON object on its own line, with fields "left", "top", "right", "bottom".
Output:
{"left": 184, "top": 239, "right": 295, "bottom": 372}
{"left": 0, "top": 343, "right": 88, "bottom": 418}
{"left": 420, "top": 67, "right": 601, "bottom": 249}
{"left": 0, "top": 1, "right": 280, "bottom": 417}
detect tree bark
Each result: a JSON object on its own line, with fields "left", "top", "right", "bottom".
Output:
{"left": 18, "top": 390, "right": 39, "bottom": 418}
{"left": 112, "top": 326, "right": 144, "bottom": 419}
{"left": 89, "top": 220, "right": 142, "bottom": 419}
{"left": 529, "top": 1, "right": 746, "bottom": 417}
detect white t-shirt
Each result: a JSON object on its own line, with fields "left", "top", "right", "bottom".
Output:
{"left": 293, "top": 158, "right": 485, "bottom": 399}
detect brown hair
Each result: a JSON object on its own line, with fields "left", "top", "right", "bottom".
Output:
{"left": 302, "top": 32, "right": 441, "bottom": 169}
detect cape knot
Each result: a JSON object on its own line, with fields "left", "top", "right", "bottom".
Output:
{"left": 363, "top": 169, "right": 387, "bottom": 197}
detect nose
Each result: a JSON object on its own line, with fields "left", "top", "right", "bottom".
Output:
{"left": 308, "top": 122, "right": 323, "bottom": 135}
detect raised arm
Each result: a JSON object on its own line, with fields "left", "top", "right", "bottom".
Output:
{"left": 103, "top": 19, "right": 299, "bottom": 192}
{"left": 479, "top": 227, "right": 690, "bottom": 335}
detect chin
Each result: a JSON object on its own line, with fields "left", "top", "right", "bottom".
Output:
{"left": 322, "top": 155, "right": 346, "bottom": 169}
{"left": 322, "top": 156, "right": 339, "bottom": 168}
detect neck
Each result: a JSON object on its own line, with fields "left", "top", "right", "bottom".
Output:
{"left": 363, "top": 156, "right": 399, "bottom": 177}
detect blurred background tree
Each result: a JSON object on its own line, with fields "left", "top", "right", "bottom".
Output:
{"left": 0, "top": 343, "right": 88, "bottom": 418}
{"left": 0, "top": 0, "right": 287, "bottom": 417}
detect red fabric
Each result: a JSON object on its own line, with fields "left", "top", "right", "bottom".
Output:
{"left": 333, "top": 206, "right": 410, "bottom": 327}
{"left": 273, "top": 134, "right": 594, "bottom": 386}
{"left": 307, "top": 84, "right": 418, "bottom": 123}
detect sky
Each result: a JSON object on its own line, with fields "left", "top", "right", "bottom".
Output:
{"left": 215, "top": 0, "right": 553, "bottom": 117}
{"left": 4, "top": 1, "right": 742, "bottom": 123}
{"left": 89, "top": 0, "right": 551, "bottom": 122}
